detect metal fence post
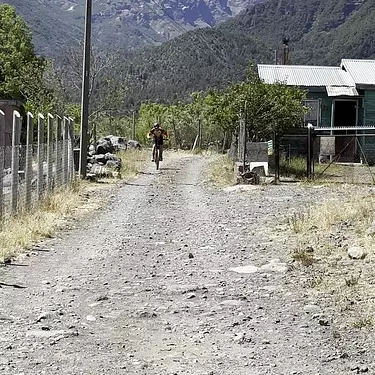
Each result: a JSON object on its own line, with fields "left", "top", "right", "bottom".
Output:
{"left": 37, "top": 114, "right": 45, "bottom": 199}
{"left": 307, "top": 123, "right": 315, "bottom": 179}
{"left": 63, "top": 117, "right": 69, "bottom": 185}
{"left": 25, "top": 112, "right": 34, "bottom": 210}
{"left": 55, "top": 115, "right": 62, "bottom": 188}
{"left": 47, "top": 114, "right": 54, "bottom": 191}
{"left": 68, "top": 117, "right": 75, "bottom": 182}
{"left": 11, "top": 111, "right": 21, "bottom": 215}
{"left": 0, "top": 110, "right": 5, "bottom": 221}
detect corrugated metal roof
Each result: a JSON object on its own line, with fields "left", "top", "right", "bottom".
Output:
{"left": 258, "top": 64, "right": 356, "bottom": 87}
{"left": 341, "top": 59, "right": 375, "bottom": 85}
{"left": 326, "top": 86, "right": 359, "bottom": 97}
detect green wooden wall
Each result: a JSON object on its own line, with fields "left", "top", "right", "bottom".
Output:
{"left": 362, "top": 91, "right": 375, "bottom": 162}
{"left": 364, "top": 91, "right": 375, "bottom": 126}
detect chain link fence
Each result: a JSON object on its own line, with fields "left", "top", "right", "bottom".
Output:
{"left": 0, "top": 110, "right": 75, "bottom": 221}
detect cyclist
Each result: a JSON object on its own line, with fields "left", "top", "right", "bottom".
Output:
{"left": 147, "top": 122, "right": 168, "bottom": 162}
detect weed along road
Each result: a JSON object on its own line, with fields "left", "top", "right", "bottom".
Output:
{"left": 0, "top": 154, "right": 374, "bottom": 374}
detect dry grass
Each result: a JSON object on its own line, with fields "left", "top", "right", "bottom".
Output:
{"left": 118, "top": 149, "right": 148, "bottom": 178}
{"left": 0, "top": 182, "right": 87, "bottom": 263}
{"left": 289, "top": 186, "right": 375, "bottom": 330}
{"left": 289, "top": 189, "right": 375, "bottom": 236}
{"left": 292, "top": 248, "right": 317, "bottom": 266}
{"left": 209, "top": 154, "right": 235, "bottom": 187}
{"left": 0, "top": 149, "right": 150, "bottom": 264}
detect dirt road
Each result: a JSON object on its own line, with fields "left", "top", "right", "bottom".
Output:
{"left": 0, "top": 154, "right": 374, "bottom": 374}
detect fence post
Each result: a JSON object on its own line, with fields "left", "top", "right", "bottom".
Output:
{"left": 25, "top": 112, "right": 34, "bottom": 210}
{"left": 37, "top": 114, "right": 45, "bottom": 199}
{"left": 11, "top": 111, "right": 21, "bottom": 215}
{"left": 68, "top": 117, "right": 75, "bottom": 182}
{"left": 274, "top": 130, "right": 280, "bottom": 184}
{"left": 0, "top": 110, "right": 5, "bottom": 221}
{"left": 47, "top": 114, "right": 54, "bottom": 192}
{"left": 63, "top": 117, "right": 69, "bottom": 185}
{"left": 307, "top": 123, "right": 315, "bottom": 179}
{"left": 55, "top": 115, "right": 62, "bottom": 188}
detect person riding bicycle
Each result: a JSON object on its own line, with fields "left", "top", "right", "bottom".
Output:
{"left": 147, "top": 122, "right": 168, "bottom": 162}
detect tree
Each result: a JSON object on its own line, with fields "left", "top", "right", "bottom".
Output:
{"left": 56, "top": 45, "right": 127, "bottom": 120}
{"left": 136, "top": 103, "right": 168, "bottom": 144}
{"left": 0, "top": 4, "right": 53, "bottom": 113}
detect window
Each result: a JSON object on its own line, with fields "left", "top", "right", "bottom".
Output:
{"left": 304, "top": 99, "right": 320, "bottom": 127}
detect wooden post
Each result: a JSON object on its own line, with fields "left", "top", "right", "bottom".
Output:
{"left": 198, "top": 118, "right": 202, "bottom": 149}
{"left": 275, "top": 130, "right": 280, "bottom": 184}
{"left": 307, "top": 123, "right": 314, "bottom": 179}
{"left": 25, "top": 112, "right": 34, "bottom": 209}
{"left": 132, "top": 111, "right": 136, "bottom": 140}
{"left": 11, "top": 111, "right": 21, "bottom": 215}
{"left": 47, "top": 114, "right": 54, "bottom": 191}
{"left": 0, "top": 110, "right": 5, "bottom": 221}
{"left": 172, "top": 120, "right": 178, "bottom": 149}
{"left": 37, "top": 114, "right": 45, "bottom": 199}
{"left": 55, "top": 115, "right": 62, "bottom": 188}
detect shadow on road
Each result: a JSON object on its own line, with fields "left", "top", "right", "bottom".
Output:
{"left": 0, "top": 282, "right": 27, "bottom": 289}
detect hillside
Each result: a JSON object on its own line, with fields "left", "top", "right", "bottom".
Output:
{"left": 0, "top": 0, "right": 264, "bottom": 56}
{"left": 220, "top": 0, "right": 374, "bottom": 65}
{"left": 116, "top": 0, "right": 375, "bottom": 108}
{"left": 117, "top": 27, "right": 272, "bottom": 108}
{"left": 4, "top": 0, "right": 375, "bottom": 111}
{"left": 0, "top": 0, "right": 83, "bottom": 56}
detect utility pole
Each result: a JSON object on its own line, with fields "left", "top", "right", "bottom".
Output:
{"left": 79, "top": 0, "right": 92, "bottom": 179}
{"left": 132, "top": 111, "right": 136, "bottom": 140}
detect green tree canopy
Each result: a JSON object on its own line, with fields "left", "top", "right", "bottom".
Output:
{"left": 0, "top": 4, "right": 54, "bottom": 113}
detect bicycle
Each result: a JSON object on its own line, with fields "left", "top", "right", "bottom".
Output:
{"left": 152, "top": 138, "right": 168, "bottom": 170}
{"left": 154, "top": 142, "right": 161, "bottom": 170}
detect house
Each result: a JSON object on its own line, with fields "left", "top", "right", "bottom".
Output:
{"left": 258, "top": 59, "right": 375, "bottom": 162}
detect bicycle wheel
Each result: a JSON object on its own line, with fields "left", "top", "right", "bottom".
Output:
{"left": 155, "top": 148, "right": 160, "bottom": 170}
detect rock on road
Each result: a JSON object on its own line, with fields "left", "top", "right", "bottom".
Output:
{"left": 0, "top": 154, "right": 372, "bottom": 374}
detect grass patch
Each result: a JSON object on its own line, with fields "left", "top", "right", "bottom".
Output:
{"left": 209, "top": 154, "right": 235, "bottom": 187}
{"left": 0, "top": 182, "right": 87, "bottom": 263}
{"left": 292, "top": 249, "right": 317, "bottom": 266}
{"left": 118, "top": 149, "right": 148, "bottom": 178}
{"left": 280, "top": 157, "right": 308, "bottom": 179}
{"left": 352, "top": 317, "right": 374, "bottom": 329}
{"left": 288, "top": 190, "right": 375, "bottom": 236}
{"left": 345, "top": 275, "right": 360, "bottom": 287}
{"left": 0, "top": 149, "right": 150, "bottom": 264}
{"left": 285, "top": 185, "right": 375, "bottom": 332}
{"left": 280, "top": 156, "right": 375, "bottom": 183}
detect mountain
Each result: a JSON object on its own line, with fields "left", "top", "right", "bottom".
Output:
{"left": 116, "top": 0, "right": 375, "bottom": 108}
{"left": 4, "top": 0, "right": 375, "bottom": 111}
{"left": 219, "top": 0, "right": 374, "bottom": 65}
{"left": 0, "top": 0, "right": 83, "bottom": 56}
{"left": 118, "top": 27, "right": 272, "bottom": 108}
{"left": 0, "top": 0, "right": 264, "bottom": 55}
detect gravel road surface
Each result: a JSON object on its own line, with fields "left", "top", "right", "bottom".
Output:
{"left": 1, "top": 154, "right": 374, "bottom": 375}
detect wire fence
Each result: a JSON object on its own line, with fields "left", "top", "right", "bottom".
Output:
{"left": 0, "top": 110, "right": 75, "bottom": 221}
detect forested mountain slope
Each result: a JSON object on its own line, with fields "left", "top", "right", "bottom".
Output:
{"left": 0, "top": 0, "right": 83, "bottom": 56}
{"left": 118, "top": 0, "right": 375, "bottom": 108}
{"left": 118, "top": 28, "right": 272, "bottom": 107}
{"left": 220, "top": 0, "right": 374, "bottom": 65}
{"left": 4, "top": 0, "right": 374, "bottom": 109}
{"left": 1, "top": 0, "right": 264, "bottom": 55}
